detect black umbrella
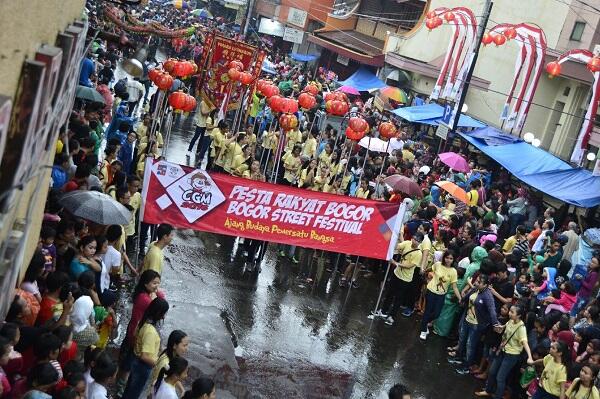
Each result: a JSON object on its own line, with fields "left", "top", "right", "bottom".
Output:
{"left": 75, "top": 85, "right": 106, "bottom": 104}
{"left": 60, "top": 191, "right": 131, "bottom": 225}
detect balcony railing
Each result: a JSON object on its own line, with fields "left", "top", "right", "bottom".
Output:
{"left": 331, "top": 0, "right": 359, "bottom": 16}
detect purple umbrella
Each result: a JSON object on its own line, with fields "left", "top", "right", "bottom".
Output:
{"left": 338, "top": 85, "right": 360, "bottom": 95}
{"left": 438, "top": 152, "right": 470, "bottom": 172}
{"left": 383, "top": 175, "right": 423, "bottom": 198}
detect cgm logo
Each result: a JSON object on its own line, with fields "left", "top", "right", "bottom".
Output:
{"left": 181, "top": 172, "right": 213, "bottom": 210}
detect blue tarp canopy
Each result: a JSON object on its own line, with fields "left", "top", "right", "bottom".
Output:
{"left": 460, "top": 127, "right": 600, "bottom": 208}
{"left": 290, "top": 53, "right": 319, "bottom": 62}
{"left": 391, "top": 103, "right": 486, "bottom": 128}
{"left": 261, "top": 59, "right": 277, "bottom": 75}
{"left": 338, "top": 66, "right": 387, "bottom": 91}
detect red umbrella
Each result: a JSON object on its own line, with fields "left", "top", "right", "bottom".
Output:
{"left": 438, "top": 152, "right": 470, "bottom": 172}
{"left": 383, "top": 175, "right": 423, "bottom": 198}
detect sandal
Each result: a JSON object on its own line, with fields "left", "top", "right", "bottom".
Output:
{"left": 448, "top": 350, "right": 457, "bottom": 357}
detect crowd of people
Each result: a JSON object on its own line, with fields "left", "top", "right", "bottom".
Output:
{"left": 3, "top": 0, "right": 600, "bottom": 398}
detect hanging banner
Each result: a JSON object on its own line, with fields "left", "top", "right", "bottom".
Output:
{"left": 199, "top": 35, "right": 258, "bottom": 111}
{"left": 141, "top": 159, "right": 403, "bottom": 260}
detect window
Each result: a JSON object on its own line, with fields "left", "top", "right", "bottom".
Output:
{"left": 570, "top": 21, "right": 585, "bottom": 41}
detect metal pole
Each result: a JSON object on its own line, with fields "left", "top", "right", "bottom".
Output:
{"left": 353, "top": 136, "right": 371, "bottom": 196}
{"left": 374, "top": 140, "right": 391, "bottom": 196}
{"left": 369, "top": 262, "right": 392, "bottom": 317}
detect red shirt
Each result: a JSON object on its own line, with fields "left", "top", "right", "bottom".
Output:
{"left": 37, "top": 296, "right": 58, "bottom": 326}
{"left": 126, "top": 291, "right": 165, "bottom": 344}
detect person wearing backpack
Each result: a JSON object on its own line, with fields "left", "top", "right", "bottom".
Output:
{"left": 476, "top": 305, "right": 533, "bottom": 398}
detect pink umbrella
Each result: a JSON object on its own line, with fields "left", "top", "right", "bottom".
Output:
{"left": 438, "top": 152, "right": 470, "bottom": 172}
{"left": 338, "top": 85, "right": 360, "bottom": 95}
{"left": 383, "top": 175, "right": 423, "bottom": 198}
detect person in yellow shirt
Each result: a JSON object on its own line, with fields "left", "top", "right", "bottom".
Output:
{"left": 526, "top": 341, "right": 568, "bottom": 399}
{"left": 476, "top": 305, "right": 533, "bottom": 398}
{"left": 244, "top": 124, "right": 257, "bottom": 147}
{"left": 311, "top": 165, "right": 329, "bottom": 191}
{"left": 222, "top": 133, "right": 247, "bottom": 174}
{"left": 419, "top": 250, "right": 460, "bottom": 340}
{"left": 285, "top": 128, "right": 303, "bottom": 153}
{"left": 318, "top": 143, "right": 333, "bottom": 169}
{"left": 375, "top": 233, "right": 424, "bottom": 325}
{"left": 99, "top": 145, "right": 119, "bottom": 189}
{"left": 123, "top": 296, "right": 169, "bottom": 399}
{"left": 247, "top": 160, "right": 266, "bottom": 181}
{"left": 402, "top": 143, "right": 415, "bottom": 163}
{"left": 301, "top": 131, "right": 318, "bottom": 159}
{"left": 467, "top": 180, "right": 480, "bottom": 208}
{"left": 142, "top": 224, "right": 174, "bottom": 275}
{"left": 231, "top": 145, "right": 253, "bottom": 177}
{"left": 355, "top": 179, "right": 370, "bottom": 199}
{"left": 502, "top": 225, "right": 527, "bottom": 256}
{"left": 282, "top": 145, "right": 302, "bottom": 185}
{"left": 209, "top": 121, "right": 229, "bottom": 171}
{"left": 565, "top": 366, "right": 600, "bottom": 399}
{"left": 298, "top": 159, "right": 318, "bottom": 188}
{"left": 125, "top": 176, "right": 142, "bottom": 245}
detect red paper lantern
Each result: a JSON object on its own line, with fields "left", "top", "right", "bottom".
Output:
{"left": 228, "top": 68, "right": 241, "bottom": 82}
{"left": 378, "top": 122, "right": 397, "bottom": 139}
{"left": 155, "top": 72, "right": 174, "bottom": 91}
{"left": 171, "top": 61, "right": 188, "bottom": 77}
{"left": 262, "top": 84, "right": 279, "bottom": 98}
{"left": 163, "top": 58, "right": 177, "bottom": 73}
{"left": 425, "top": 19, "right": 437, "bottom": 31}
{"left": 545, "top": 61, "right": 561, "bottom": 77}
{"left": 345, "top": 127, "right": 365, "bottom": 141}
{"left": 268, "top": 95, "right": 283, "bottom": 113}
{"left": 329, "top": 100, "right": 348, "bottom": 116}
{"left": 304, "top": 84, "right": 319, "bottom": 96}
{"left": 324, "top": 92, "right": 335, "bottom": 102}
{"left": 183, "top": 95, "right": 197, "bottom": 112}
{"left": 348, "top": 117, "right": 369, "bottom": 134}
{"left": 228, "top": 60, "right": 244, "bottom": 70}
{"left": 279, "top": 113, "right": 298, "bottom": 131}
{"left": 482, "top": 33, "right": 494, "bottom": 46}
{"left": 168, "top": 91, "right": 187, "bottom": 109}
{"left": 280, "top": 98, "right": 298, "bottom": 114}
{"left": 504, "top": 27, "right": 517, "bottom": 40}
{"left": 426, "top": 10, "right": 436, "bottom": 19}
{"left": 298, "top": 92, "right": 316, "bottom": 110}
{"left": 432, "top": 16, "right": 443, "bottom": 28}
{"left": 493, "top": 34, "right": 506, "bottom": 46}
{"left": 444, "top": 12, "right": 455, "bottom": 22}
{"left": 587, "top": 56, "right": 600, "bottom": 73}
{"left": 325, "top": 100, "right": 333, "bottom": 113}
{"left": 240, "top": 72, "right": 254, "bottom": 85}
{"left": 148, "top": 68, "right": 160, "bottom": 83}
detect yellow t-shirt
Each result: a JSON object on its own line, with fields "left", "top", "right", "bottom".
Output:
{"left": 467, "top": 189, "right": 479, "bottom": 207}
{"left": 566, "top": 378, "right": 600, "bottom": 399}
{"left": 355, "top": 187, "right": 369, "bottom": 199}
{"left": 302, "top": 137, "right": 317, "bottom": 158}
{"left": 311, "top": 175, "right": 328, "bottom": 192}
{"left": 223, "top": 142, "right": 243, "bottom": 173}
{"left": 541, "top": 354, "right": 567, "bottom": 396}
{"left": 318, "top": 151, "right": 332, "bottom": 168}
{"left": 261, "top": 131, "right": 278, "bottom": 150}
{"left": 427, "top": 262, "right": 458, "bottom": 295}
{"left": 502, "top": 235, "right": 517, "bottom": 253}
{"left": 419, "top": 235, "right": 432, "bottom": 268}
{"left": 142, "top": 242, "right": 163, "bottom": 274}
{"left": 466, "top": 291, "right": 478, "bottom": 325}
{"left": 285, "top": 129, "right": 302, "bottom": 152}
{"left": 148, "top": 353, "right": 169, "bottom": 394}
{"left": 502, "top": 320, "right": 527, "bottom": 355}
{"left": 230, "top": 154, "right": 249, "bottom": 176}
{"left": 134, "top": 323, "right": 160, "bottom": 362}
{"left": 402, "top": 149, "right": 415, "bottom": 162}
{"left": 283, "top": 154, "right": 301, "bottom": 184}
{"left": 393, "top": 241, "right": 423, "bottom": 282}
{"left": 210, "top": 128, "right": 224, "bottom": 158}
{"left": 125, "top": 192, "right": 141, "bottom": 237}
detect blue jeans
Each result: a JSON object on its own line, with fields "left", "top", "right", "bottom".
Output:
{"left": 122, "top": 356, "right": 152, "bottom": 399}
{"left": 532, "top": 386, "right": 559, "bottom": 399}
{"left": 420, "top": 290, "right": 446, "bottom": 332}
{"left": 188, "top": 126, "right": 206, "bottom": 152}
{"left": 457, "top": 319, "right": 484, "bottom": 366}
{"left": 485, "top": 352, "right": 521, "bottom": 399}
{"left": 198, "top": 136, "right": 212, "bottom": 164}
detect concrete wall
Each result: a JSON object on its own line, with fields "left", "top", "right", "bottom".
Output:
{"left": 0, "top": 0, "right": 85, "bottom": 286}
{"left": 555, "top": 0, "right": 600, "bottom": 53}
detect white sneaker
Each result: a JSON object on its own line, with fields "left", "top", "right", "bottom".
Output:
{"left": 186, "top": 150, "right": 193, "bottom": 157}
{"left": 385, "top": 316, "right": 394, "bottom": 325}
{"left": 419, "top": 331, "right": 428, "bottom": 340}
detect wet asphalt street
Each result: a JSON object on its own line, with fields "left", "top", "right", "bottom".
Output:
{"left": 150, "top": 115, "right": 478, "bottom": 399}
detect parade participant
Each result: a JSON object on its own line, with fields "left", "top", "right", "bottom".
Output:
{"left": 298, "top": 158, "right": 317, "bottom": 188}
{"left": 187, "top": 99, "right": 212, "bottom": 157}
{"left": 282, "top": 145, "right": 302, "bottom": 186}
{"left": 301, "top": 130, "right": 318, "bottom": 159}
{"left": 209, "top": 121, "right": 229, "bottom": 172}
{"left": 148, "top": 330, "right": 189, "bottom": 397}
{"left": 529, "top": 340, "right": 569, "bottom": 399}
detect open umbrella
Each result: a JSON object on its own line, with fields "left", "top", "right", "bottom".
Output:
{"left": 379, "top": 86, "right": 408, "bottom": 104}
{"left": 338, "top": 85, "right": 360, "bottom": 95}
{"left": 358, "top": 136, "right": 392, "bottom": 154}
{"left": 434, "top": 180, "right": 469, "bottom": 204}
{"left": 60, "top": 191, "right": 132, "bottom": 225}
{"left": 438, "top": 152, "right": 470, "bottom": 172}
{"left": 76, "top": 85, "right": 106, "bottom": 104}
{"left": 383, "top": 175, "right": 423, "bottom": 198}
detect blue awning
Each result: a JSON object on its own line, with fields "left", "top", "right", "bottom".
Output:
{"left": 391, "top": 103, "right": 486, "bottom": 128}
{"left": 338, "top": 66, "right": 387, "bottom": 91}
{"left": 290, "top": 52, "right": 319, "bottom": 62}
{"left": 460, "top": 127, "right": 600, "bottom": 208}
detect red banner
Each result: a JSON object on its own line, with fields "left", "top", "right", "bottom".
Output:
{"left": 199, "top": 35, "right": 257, "bottom": 111}
{"left": 141, "top": 160, "right": 403, "bottom": 260}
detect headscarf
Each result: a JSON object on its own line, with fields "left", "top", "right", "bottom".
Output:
{"left": 71, "top": 296, "right": 94, "bottom": 333}
{"left": 465, "top": 246, "right": 488, "bottom": 280}
{"left": 537, "top": 267, "right": 558, "bottom": 300}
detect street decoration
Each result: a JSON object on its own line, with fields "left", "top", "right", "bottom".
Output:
{"left": 378, "top": 122, "right": 397, "bottom": 139}
{"left": 546, "top": 50, "right": 600, "bottom": 165}
{"left": 141, "top": 159, "right": 402, "bottom": 260}
{"left": 424, "top": 7, "right": 478, "bottom": 100}
{"left": 104, "top": 6, "right": 200, "bottom": 38}
{"left": 485, "top": 23, "right": 547, "bottom": 132}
